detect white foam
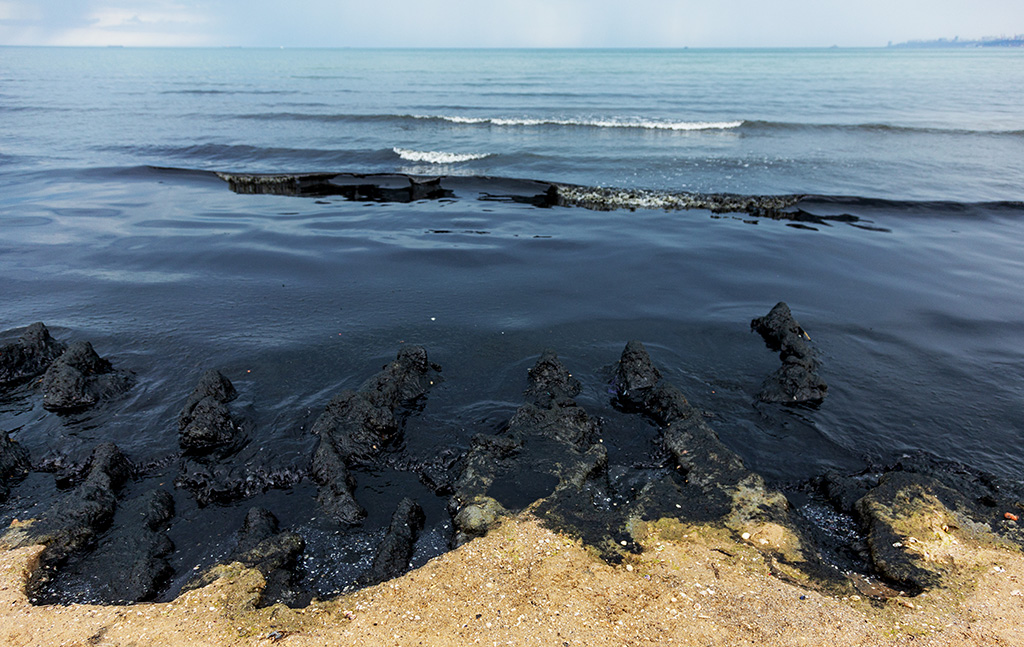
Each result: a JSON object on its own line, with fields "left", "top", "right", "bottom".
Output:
{"left": 415, "top": 115, "right": 743, "bottom": 131}
{"left": 555, "top": 186, "right": 802, "bottom": 213}
{"left": 392, "top": 147, "right": 491, "bottom": 164}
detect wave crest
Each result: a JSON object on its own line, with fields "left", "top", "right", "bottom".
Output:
{"left": 393, "top": 148, "right": 491, "bottom": 164}
{"left": 416, "top": 115, "right": 743, "bottom": 131}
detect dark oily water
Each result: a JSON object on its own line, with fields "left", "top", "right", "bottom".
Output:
{"left": 2, "top": 166, "right": 1023, "bottom": 603}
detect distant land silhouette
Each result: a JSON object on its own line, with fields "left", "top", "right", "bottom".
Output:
{"left": 889, "top": 35, "right": 1024, "bottom": 48}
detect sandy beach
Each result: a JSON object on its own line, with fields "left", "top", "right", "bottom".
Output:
{"left": 3, "top": 511, "right": 1022, "bottom": 647}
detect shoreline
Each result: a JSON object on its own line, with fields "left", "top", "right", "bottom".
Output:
{"left": 3, "top": 321, "right": 1024, "bottom": 614}
{"left": 3, "top": 511, "right": 1023, "bottom": 646}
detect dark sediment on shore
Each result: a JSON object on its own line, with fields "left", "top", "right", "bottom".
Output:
{"left": 41, "top": 487, "right": 176, "bottom": 604}
{"left": 1, "top": 316, "right": 1022, "bottom": 609}
{"left": 449, "top": 349, "right": 605, "bottom": 549}
{"left": 1, "top": 442, "right": 133, "bottom": 601}
{"left": 0, "top": 433, "right": 30, "bottom": 503}
{"left": 815, "top": 454, "right": 1024, "bottom": 594}
{"left": 357, "top": 497, "right": 426, "bottom": 587}
{"left": 310, "top": 345, "right": 440, "bottom": 527}
{"left": 184, "top": 506, "right": 308, "bottom": 608}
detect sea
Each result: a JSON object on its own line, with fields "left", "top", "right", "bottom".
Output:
{"left": 1, "top": 47, "right": 1023, "bottom": 601}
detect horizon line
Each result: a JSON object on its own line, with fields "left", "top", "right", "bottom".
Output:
{"left": 0, "top": 44, "right": 950, "bottom": 50}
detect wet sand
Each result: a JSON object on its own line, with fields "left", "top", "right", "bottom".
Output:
{"left": 3, "top": 512, "right": 1022, "bottom": 647}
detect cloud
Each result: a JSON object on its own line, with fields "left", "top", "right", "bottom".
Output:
{"left": 0, "top": 0, "right": 1021, "bottom": 48}
{"left": 89, "top": 7, "right": 204, "bottom": 30}
{"left": 0, "top": 0, "right": 215, "bottom": 46}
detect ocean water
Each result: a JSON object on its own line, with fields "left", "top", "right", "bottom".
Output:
{"left": 3, "top": 47, "right": 1024, "bottom": 198}
{"left": 1, "top": 47, "right": 1023, "bottom": 601}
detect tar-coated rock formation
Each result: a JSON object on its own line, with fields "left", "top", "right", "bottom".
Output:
{"left": 54, "top": 488, "right": 175, "bottom": 604}
{"left": 184, "top": 507, "right": 307, "bottom": 608}
{"left": 175, "top": 370, "right": 297, "bottom": 506}
{"left": 2, "top": 329, "right": 1017, "bottom": 606}
{"left": 451, "top": 350, "right": 607, "bottom": 548}
{"left": 817, "top": 455, "right": 1024, "bottom": 595}
{"left": 218, "top": 172, "right": 454, "bottom": 202}
{"left": 178, "top": 369, "right": 242, "bottom": 455}
{"left": 0, "top": 322, "right": 67, "bottom": 388}
{"left": 1, "top": 443, "right": 132, "bottom": 575}
{"left": 0, "top": 432, "right": 30, "bottom": 502}
{"left": 40, "top": 341, "right": 134, "bottom": 411}
{"left": 613, "top": 341, "right": 784, "bottom": 524}
{"left": 607, "top": 340, "right": 842, "bottom": 583}
{"left": 751, "top": 302, "right": 827, "bottom": 403}
{"left": 175, "top": 461, "right": 302, "bottom": 507}
{"left": 310, "top": 346, "right": 439, "bottom": 526}
{"left": 359, "top": 497, "right": 426, "bottom": 586}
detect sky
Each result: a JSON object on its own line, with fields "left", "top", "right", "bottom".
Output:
{"left": 0, "top": 0, "right": 1022, "bottom": 48}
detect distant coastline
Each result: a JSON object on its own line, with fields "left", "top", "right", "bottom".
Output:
{"left": 888, "top": 34, "right": 1024, "bottom": 48}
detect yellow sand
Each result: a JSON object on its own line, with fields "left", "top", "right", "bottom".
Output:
{"left": 2, "top": 513, "right": 1022, "bottom": 646}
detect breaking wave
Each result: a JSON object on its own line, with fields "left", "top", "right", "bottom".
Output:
{"left": 392, "top": 148, "right": 491, "bottom": 164}
{"left": 416, "top": 115, "right": 744, "bottom": 131}
{"left": 231, "top": 111, "right": 1024, "bottom": 138}
{"left": 235, "top": 111, "right": 744, "bottom": 131}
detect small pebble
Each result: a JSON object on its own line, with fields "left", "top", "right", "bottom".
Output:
{"left": 741, "top": 532, "right": 750, "bottom": 540}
